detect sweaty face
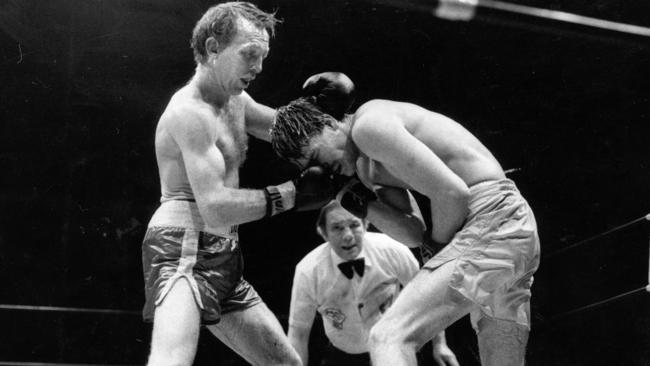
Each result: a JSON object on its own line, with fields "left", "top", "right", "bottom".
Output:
{"left": 323, "top": 206, "right": 366, "bottom": 261}
{"left": 297, "top": 126, "right": 355, "bottom": 176}
{"left": 212, "top": 18, "right": 269, "bottom": 95}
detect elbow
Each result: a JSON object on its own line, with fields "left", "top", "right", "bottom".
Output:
{"left": 432, "top": 184, "right": 470, "bottom": 218}
{"left": 197, "top": 197, "right": 230, "bottom": 228}
{"left": 450, "top": 187, "right": 470, "bottom": 220}
{"left": 451, "top": 185, "right": 470, "bottom": 212}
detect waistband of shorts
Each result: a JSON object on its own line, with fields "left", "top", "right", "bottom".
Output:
{"left": 148, "top": 199, "right": 238, "bottom": 238}
{"left": 469, "top": 178, "right": 517, "bottom": 195}
{"left": 468, "top": 178, "right": 519, "bottom": 205}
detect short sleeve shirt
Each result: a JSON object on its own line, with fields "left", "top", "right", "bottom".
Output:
{"left": 289, "top": 232, "right": 419, "bottom": 354}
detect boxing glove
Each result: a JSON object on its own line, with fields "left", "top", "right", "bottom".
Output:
{"left": 293, "top": 166, "right": 350, "bottom": 212}
{"left": 336, "top": 178, "right": 377, "bottom": 219}
{"left": 302, "top": 72, "right": 355, "bottom": 120}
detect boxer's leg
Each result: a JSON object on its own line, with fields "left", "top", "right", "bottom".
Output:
{"left": 147, "top": 278, "right": 201, "bottom": 366}
{"left": 476, "top": 317, "right": 529, "bottom": 366}
{"left": 207, "top": 301, "right": 302, "bottom": 366}
{"left": 368, "top": 261, "right": 474, "bottom": 366}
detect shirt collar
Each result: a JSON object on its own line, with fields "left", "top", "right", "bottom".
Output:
{"left": 329, "top": 245, "right": 372, "bottom": 268}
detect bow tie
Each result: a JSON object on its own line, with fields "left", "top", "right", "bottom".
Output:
{"left": 337, "top": 258, "right": 365, "bottom": 279}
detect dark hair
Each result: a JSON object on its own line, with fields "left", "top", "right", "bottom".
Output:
{"left": 270, "top": 97, "right": 336, "bottom": 164}
{"left": 191, "top": 2, "right": 280, "bottom": 63}
{"left": 316, "top": 200, "right": 341, "bottom": 235}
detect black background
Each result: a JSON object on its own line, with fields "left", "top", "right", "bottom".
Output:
{"left": 0, "top": 0, "right": 649, "bottom": 365}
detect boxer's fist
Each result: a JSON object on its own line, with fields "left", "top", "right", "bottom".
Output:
{"left": 293, "top": 166, "right": 349, "bottom": 211}
{"left": 302, "top": 72, "right": 355, "bottom": 120}
{"left": 336, "top": 178, "right": 377, "bottom": 219}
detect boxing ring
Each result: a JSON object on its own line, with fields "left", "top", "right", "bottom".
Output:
{"left": 1, "top": 214, "right": 647, "bottom": 364}
{"left": 372, "top": 0, "right": 650, "bottom": 40}
{"left": 542, "top": 213, "right": 650, "bottom": 322}
{"left": 1, "top": 0, "right": 648, "bottom": 364}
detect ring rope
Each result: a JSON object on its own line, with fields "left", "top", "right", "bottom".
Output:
{"left": 371, "top": 0, "right": 650, "bottom": 38}
{"left": 544, "top": 213, "right": 649, "bottom": 260}
{"left": 0, "top": 362, "right": 139, "bottom": 366}
{"left": 545, "top": 285, "right": 647, "bottom": 324}
{"left": 0, "top": 304, "right": 139, "bottom": 315}
{"left": 0, "top": 363, "right": 139, "bottom": 366}
{"left": 476, "top": 0, "right": 650, "bottom": 37}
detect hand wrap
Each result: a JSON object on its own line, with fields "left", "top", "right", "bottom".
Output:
{"left": 264, "top": 181, "right": 296, "bottom": 217}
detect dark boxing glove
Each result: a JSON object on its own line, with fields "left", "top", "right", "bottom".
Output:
{"left": 293, "top": 166, "right": 350, "bottom": 212}
{"left": 302, "top": 72, "right": 355, "bottom": 120}
{"left": 336, "top": 178, "right": 377, "bottom": 219}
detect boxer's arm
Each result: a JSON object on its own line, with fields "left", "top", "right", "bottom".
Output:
{"left": 352, "top": 108, "right": 469, "bottom": 244}
{"left": 168, "top": 107, "right": 293, "bottom": 227}
{"left": 367, "top": 187, "right": 426, "bottom": 248}
{"left": 242, "top": 91, "right": 276, "bottom": 142}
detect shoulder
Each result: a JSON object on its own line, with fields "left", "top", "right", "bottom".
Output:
{"left": 237, "top": 91, "right": 266, "bottom": 114}
{"left": 238, "top": 91, "right": 254, "bottom": 105}
{"left": 160, "top": 90, "right": 212, "bottom": 134}
{"left": 158, "top": 91, "right": 221, "bottom": 149}
{"left": 365, "top": 232, "right": 404, "bottom": 249}
{"left": 355, "top": 99, "right": 392, "bottom": 114}
{"left": 350, "top": 100, "right": 402, "bottom": 150}
{"left": 295, "top": 242, "right": 331, "bottom": 274}
{"left": 352, "top": 100, "right": 394, "bottom": 128}
{"left": 365, "top": 232, "right": 415, "bottom": 258}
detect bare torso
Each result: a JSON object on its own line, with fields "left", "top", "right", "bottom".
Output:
{"left": 354, "top": 100, "right": 505, "bottom": 189}
{"left": 155, "top": 85, "right": 249, "bottom": 201}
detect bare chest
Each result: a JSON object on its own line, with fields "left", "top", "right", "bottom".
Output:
{"left": 356, "top": 156, "right": 408, "bottom": 188}
{"left": 214, "top": 102, "right": 248, "bottom": 171}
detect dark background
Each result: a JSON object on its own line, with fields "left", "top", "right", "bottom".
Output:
{"left": 1, "top": 0, "right": 649, "bottom": 365}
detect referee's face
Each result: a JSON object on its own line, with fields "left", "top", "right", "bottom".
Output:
{"left": 324, "top": 206, "right": 366, "bottom": 261}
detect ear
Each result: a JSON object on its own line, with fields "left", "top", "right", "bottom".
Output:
{"left": 205, "top": 37, "right": 220, "bottom": 56}
{"left": 316, "top": 226, "right": 328, "bottom": 241}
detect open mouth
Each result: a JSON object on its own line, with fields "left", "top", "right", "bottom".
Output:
{"left": 341, "top": 244, "right": 356, "bottom": 251}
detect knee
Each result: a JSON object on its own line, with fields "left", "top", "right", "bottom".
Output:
{"left": 263, "top": 349, "right": 302, "bottom": 366}
{"left": 283, "top": 353, "right": 303, "bottom": 366}
{"left": 267, "top": 356, "right": 301, "bottom": 366}
{"left": 368, "top": 319, "right": 408, "bottom": 350}
{"left": 147, "top": 346, "right": 195, "bottom": 366}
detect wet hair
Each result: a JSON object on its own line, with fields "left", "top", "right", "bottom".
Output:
{"left": 190, "top": 2, "right": 280, "bottom": 63}
{"left": 270, "top": 97, "right": 336, "bottom": 165}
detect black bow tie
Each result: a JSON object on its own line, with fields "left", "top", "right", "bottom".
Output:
{"left": 337, "top": 258, "right": 365, "bottom": 279}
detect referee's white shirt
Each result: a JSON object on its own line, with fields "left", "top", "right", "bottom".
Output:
{"left": 289, "top": 232, "right": 419, "bottom": 354}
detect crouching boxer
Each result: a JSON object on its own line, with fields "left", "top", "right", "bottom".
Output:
{"left": 271, "top": 71, "right": 541, "bottom": 366}
{"left": 288, "top": 201, "right": 458, "bottom": 366}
